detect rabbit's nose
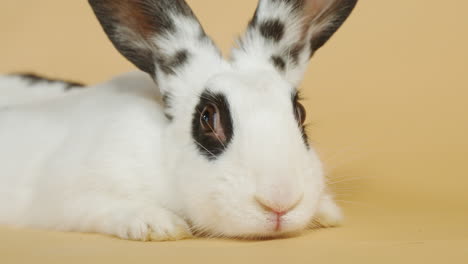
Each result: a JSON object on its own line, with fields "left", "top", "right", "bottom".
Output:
{"left": 255, "top": 194, "right": 303, "bottom": 231}
{"left": 254, "top": 193, "right": 303, "bottom": 216}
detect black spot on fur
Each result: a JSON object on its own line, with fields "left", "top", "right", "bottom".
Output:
{"left": 192, "top": 90, "right": 233, "bottom": 160}
{"left": 288, "top": 44, "right": 304, "bottom": 64}
{"left": 271, "top": 56, "right": 286, "bottom": 71}
{"left": 162, "top": 93, "right": 171, "bottom": 106}
{"left": 88, "top": 0, "right": 196, "bottom": 75}
{"left": 12, "top": 73, "right": 85, "bottom": 91}
{"left": 162, "top": 93, "right": 174, "bottom": 120}
{"left": 309, "top": 0, "right": 358, "bottom": 56}
{"left": 259, "top": 19, "right": 285, "bottom": 42}
{"left": 159, "top": 49, "right": 190, "bottom": 75}
{"left": 250, "top": 1, "right": 303, "bottom": 28}
{"left": 292, "top": 92, "right": 309, "bottom": 148}
{"left": 165, "top": 113, "right": 174, "bottom": 121}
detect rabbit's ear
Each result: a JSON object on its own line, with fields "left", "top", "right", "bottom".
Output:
{"left": 232, "top": 0, "right": 358, "bottom": 86}
{"left": 89, "top": 0, "right": 222, "bottom": 93}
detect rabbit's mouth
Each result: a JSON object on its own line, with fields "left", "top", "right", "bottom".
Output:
{"left": 186, "top": 206, "right": 314, "bottom": 240}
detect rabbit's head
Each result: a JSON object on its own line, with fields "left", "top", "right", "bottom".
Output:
{"left": 89, "top": 0, "right": 357, "bottom": 238}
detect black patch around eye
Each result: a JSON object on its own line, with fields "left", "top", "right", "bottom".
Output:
{"left": 192, "top": 90, "right": 233, "bottom": 160}
{"left": 11, "top": 73, "right": 85, "bottom": 91}
{"left": 292, "top": 92, "right": 310, "bottom": 148}
{"left": 259, "top": 19, "right": 285, "bottom": 42}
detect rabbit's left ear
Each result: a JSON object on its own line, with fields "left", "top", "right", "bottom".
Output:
{"left": 89, "top": 0, "right": 223, "bottom": 95}
{"left": 232, "top": 0, "right": 358, "bottom": 87}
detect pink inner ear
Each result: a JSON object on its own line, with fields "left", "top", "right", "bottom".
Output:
{"left": 112, "top": 0, "right": 156, "bottom": 39}
{"left": 304, "top": 0, "right": 333, "bottom": 18}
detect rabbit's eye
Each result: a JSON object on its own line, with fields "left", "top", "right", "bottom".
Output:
{"left": 200, "top": 104, "right": 220, "bottom": 132}
{"left": 192, "top": 91, "right": 233, "bottom": 160}
{"left": 295, "top": 102, "right": 306, "bottom": 126}
{"left": 200, "top": 104, "right": 227, "bottom": 143}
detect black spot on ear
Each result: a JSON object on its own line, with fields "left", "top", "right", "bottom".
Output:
{"left": 162, "top": 93, "right": 174, "bottom": 121}
{"left": 250, "top": 1, "right": 303, "bottom": 28}
{"left": 162, "top": 93, "right": 170, "bottom": 106}
{"left": 292, "top": 91, "right": 310, "bottom": 148}
{"left": 271, "top": 56, "right": 286, "bottom": 71}
{"left": 89, "top": 0, "right": 197, "bottom": 75}
{"left": 192, "top": 90, "right": 233, "bottom": 160}
{"left": 165, "top": 113, "right": 174, "bottom": 121}
{"left": 11, "top": 73, "right": 85, "bottom": 91}
{"left": 259, "top": 19, "right": 285, "bottom": 42}
{"left": 288, "top": 44, "right": 305, "bottom": 64}
{"left": 173, "top": 50, "right": 189, "bottom": 66}
{"left": 159, "top": 49, "right": 191, "bottom": 75}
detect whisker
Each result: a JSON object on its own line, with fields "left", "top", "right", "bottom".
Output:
{"left": 329, "top": 187, "right": 359, "bottom": 191}
{"left": 194, "top": 140, "right": 216, "bottom": 159}
{"left": 334, "top": 199, "right": 377, "bottom": 208}
{"left": 327, "top": 176, "right": 370, "bottom": 185}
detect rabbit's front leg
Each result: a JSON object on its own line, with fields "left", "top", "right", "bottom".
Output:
{"left": 79, "top": 200, "right": 192, "bottom": 241}
{"left": 313, "top": 192, "right": 343, "bottom": 228}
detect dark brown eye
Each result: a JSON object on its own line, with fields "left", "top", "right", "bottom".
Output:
{"left": 200, "top": 103, "right": 227, "bottom": 142}
{"left": 200, "top": 104, "right": 217, "bottom": 131}
{"left": 295, "top": 102, "right": 306, "bottom": 125}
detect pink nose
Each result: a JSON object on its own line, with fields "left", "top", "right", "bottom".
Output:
{"left": 255, "top": 194, "right": 303, "bottom": 231}
{"left": 255, "top": 194, "right": 303, "bottom": 214}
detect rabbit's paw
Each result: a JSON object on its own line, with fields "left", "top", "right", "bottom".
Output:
{"left": 314, "top": 195, "right": 343, "bottom": 228}
{"left": 115, "top": 207, "right": 192, "bottom": 241}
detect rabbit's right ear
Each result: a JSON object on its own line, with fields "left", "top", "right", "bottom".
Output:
{"left": 232, "top": 0, "right": 358, "bottom": 87}
{"left": 89, "top": 0, "right": 223, "bottom": 95}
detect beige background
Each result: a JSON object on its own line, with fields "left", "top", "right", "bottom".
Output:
{"left": 1, "top": 0, "right": 467, "bottom": 263}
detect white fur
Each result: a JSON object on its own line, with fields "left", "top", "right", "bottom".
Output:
{"left": 0, "top": 75, "right": 80, "bottom": 107}
{"left": 232, "top": 1, "right": 311, "bottom": 87}
{"left": 0, "top": 69, "right": 340, "bottom": 240}
{"left": 0, "top": 0, "right": 349, "bottom": 241}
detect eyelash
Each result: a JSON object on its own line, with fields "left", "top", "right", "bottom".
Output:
{"left": 293, "top": 92, "right": 306, "bottom": 125}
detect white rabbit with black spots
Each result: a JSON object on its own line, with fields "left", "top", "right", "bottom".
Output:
{"left": 0, "top": 0, "right": 358, "bottom": 241}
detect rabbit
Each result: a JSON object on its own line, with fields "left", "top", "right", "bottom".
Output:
{"left": 0, "top": 0, "right": 358, "bottom": 241}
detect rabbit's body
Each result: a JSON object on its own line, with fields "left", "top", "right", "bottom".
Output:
{"left": 0, "top": 72, "right": 191, "bottom": 239}
{"left": 0, "top": 74, "right": 83, "bottom": 107}
{"left": 0, "top": 0, "right": 358, "bottom": 240}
